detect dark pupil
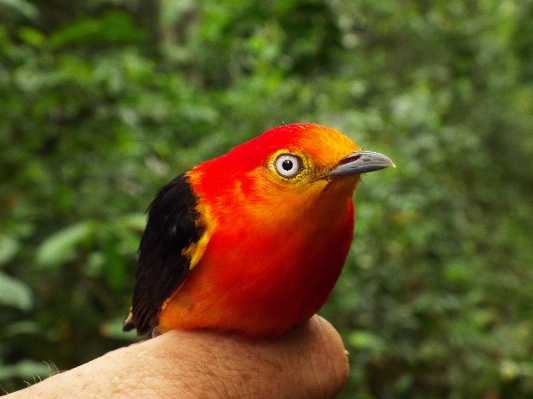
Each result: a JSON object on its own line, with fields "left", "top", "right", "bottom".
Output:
{"left": 282, "top": 159, "right": 293, "bottom": 171}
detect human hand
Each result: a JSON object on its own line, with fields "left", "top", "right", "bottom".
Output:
{"left": 7, "top": 315, "right": 349, "bottom": 398}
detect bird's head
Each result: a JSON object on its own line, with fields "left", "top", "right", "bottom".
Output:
{"left": 194, "top": 123, "right": 394, "bottom": 208}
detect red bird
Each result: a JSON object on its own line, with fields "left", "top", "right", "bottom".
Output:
{"left": 124, "top": 123, "right": 394, "bottom": 337}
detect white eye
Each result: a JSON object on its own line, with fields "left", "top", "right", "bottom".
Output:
{"left": 274, "top": 154, "right": 303, "bottom": 178}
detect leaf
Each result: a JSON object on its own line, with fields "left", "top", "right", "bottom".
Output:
{"left": 0, "top": 359, "right": 53, "bottom": 381}
{"left": 0, "top": 235, "right": 19, "bottom": 266}
{"left": 0, "top": 0, "right": 38, "bottom": 20}
{"left": 99, "top": 317, "right": 141, "bottom": 342}
{"left": 3, "top": 321, "right": 41, "bottom": 337}
{"left": 36, "top": 221, "right": 96, "bottom": 269}
{"left": 0, "top": 272, "right": 32, "bottom": 310}
{"left": 49, "top": 11, "right": 146, "bottom": 49}
{"left": 17, "top": 26, "right": 46, "bottom": 47}
{"left": 119, "top": 213, "right": 147, "bottom": 232}
{"left": 349, "top": 330, "right": 385, "bottom": 352}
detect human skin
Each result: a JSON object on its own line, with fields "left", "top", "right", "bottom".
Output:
{"left": 6, "top": 316, "right": 349, "bottom": 399}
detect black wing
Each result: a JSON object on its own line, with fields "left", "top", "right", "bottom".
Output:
{"left": 123, "top": 173, "right": 205, "bottom": 336}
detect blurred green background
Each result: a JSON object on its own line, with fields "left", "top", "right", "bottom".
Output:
{"left": 1, "top": 0, "right": 532, "bottom": 397}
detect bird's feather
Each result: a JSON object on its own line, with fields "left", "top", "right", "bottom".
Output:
{"left": 123, "top": 173, "right": 206, "bottom": 335}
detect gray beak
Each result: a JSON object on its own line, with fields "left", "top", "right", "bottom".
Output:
{"left": 325, "top": 150, "right": 395, "bottom": 179}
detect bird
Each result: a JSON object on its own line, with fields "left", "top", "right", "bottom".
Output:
{"left": 123, "top": 123, "right": 394, "bottom": 338}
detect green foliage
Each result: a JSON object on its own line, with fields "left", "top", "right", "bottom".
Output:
{"left": 1, "top": 0, "right": 532, "bottom": 397}
{"left": 0, "top": 272, "right": 32, "bottom": 311}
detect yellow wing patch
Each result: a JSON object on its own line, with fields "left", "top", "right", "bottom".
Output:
{"left": 181, "top": 230, "right": 211, "bottom": 270}
{"left": 181, "top": 200, "right": 216, "bottom": 270}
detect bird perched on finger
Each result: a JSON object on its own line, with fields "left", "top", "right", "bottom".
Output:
{"left": 124, "top": 123, "right": 394, "bottom": 338}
